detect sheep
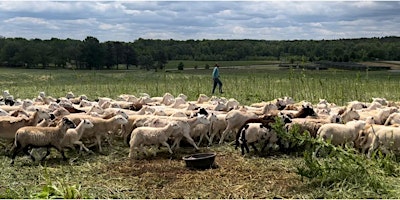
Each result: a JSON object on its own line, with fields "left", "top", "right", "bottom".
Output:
{"left": 365, "top": 126, "right": 400, "bottom": 157}
{"left": 79, "top": 115, "right": 128, "bottom": 152}
{"left": 0, "top": 108, "right": 51, "bottom": 140}
{"left": 340, "top": 108, "right": 360, "bottom": 123}
{"left": 374, "top": 107, "right": 398, "bottom": 125}
{"left": 219, "top": 110, "right": 258, "bottom": 144}
{"left": 10, "top": 117, "right": 76, "bottom": 165}
{"left": 61, "top": 119, "right": 94, "bottom": 153}
{"left": 196, "top": 94, "right": 210, "bottom": 104}
{"left": 143, "top": 115, "right": 210, "bottom": 150}
{"left": 355, "top": 124, "right": 387, "bottom": 155}
{"left": 384, "top": 112, "right": 400, "bottom": 126}
{"left": 317, "top": 120, "right": 366, "bottom": 147}
{"left": 128, "top": 121, "right": 181, "bottom": 159}
{"left": 208, "top": 113, "right": 228, "bottom": 145}
{"left": 286, "top": 113, "right": 342, "bottom": 138}
{"left": 191, "top": 113, "right": 218, "bottom": 146}
{"left": 237, "top": 123, "right": 271, "bottom": 155}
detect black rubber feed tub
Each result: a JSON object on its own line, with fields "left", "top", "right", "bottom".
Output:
{"left": 182, "top": 152, "right": 217, "bottom": 170}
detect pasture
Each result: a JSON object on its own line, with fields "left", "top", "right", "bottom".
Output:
{"left": 1, "top": 66, "right": 400, "bottom": 198}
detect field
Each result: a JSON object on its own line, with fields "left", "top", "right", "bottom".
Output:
{"left": 2, "top": 64, "right": 400, "bottom": 198}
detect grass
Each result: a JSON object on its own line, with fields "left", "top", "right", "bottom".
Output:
{"left": 2, "top": 64, "right": 400, "bottom": 198}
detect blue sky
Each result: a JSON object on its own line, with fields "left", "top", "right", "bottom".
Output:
{"left": 0, "top": 1, "right": 399, "bottom": 42}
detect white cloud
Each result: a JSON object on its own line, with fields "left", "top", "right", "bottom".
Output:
{"left": 0, "top": 1, "right": 398, "bottom": 42}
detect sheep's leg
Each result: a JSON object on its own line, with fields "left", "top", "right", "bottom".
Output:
{"left": 54, "top": 145, "right": 68, "bottom": 161}
{"left": 208, "top": 131, "right": 216, "bottom": 145}
{"left": 128, "top": 146, "right": 135, "bottom": 159}
{"left": 240, "top": 143, "right": 248, "bottom": 155}
{"left": 197, "top": 133, "right": 208, "bottom": 147}
{"left": 96, "top": 136, "right": 103, "bottom": 153}
{"left": 73, "top": 141, "right": 90, "bottom": 153}
{"left": 183, "top": 134, "right": 199, "bottom": 150}
{"left": 219, "top": 129, "right": 230, "bottom": 144}
{"left": 171, "top": 137, "right": 182, "bottom": 150}
{"left": 250, "top": 143, "right": 259, "bottom": 153}
{"left": 161, "top": 141, "right": 173, "bottom": 154}
{"left": 40, "top": 147, "right": 51, "bottom": 161}
{"left": 10, "top": 147, "right": 21, "bottom": 165}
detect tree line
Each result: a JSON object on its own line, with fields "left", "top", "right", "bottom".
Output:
{"left": 0, "top": 36, "right": 399, "bottom": 70}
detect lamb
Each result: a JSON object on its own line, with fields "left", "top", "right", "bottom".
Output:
{"left": 79, "top": 115, "right": 129, "bottom": 152}
{"left": 10, "top": 117, "right": 76, "bottom": 165}
{"left": 237, "top": 123, "right": 271, "bottom": 155}
{"left": 317, "top": 120, "right": 366, "bottom": 146}
{"left": 62, "top": 119, "right": 94, "bottom": 153}
{"left": 0, "top": 108, "right": 51, "bottom": 140}
{"left": 128, "top": 121, "right": 181, "bottom": 159}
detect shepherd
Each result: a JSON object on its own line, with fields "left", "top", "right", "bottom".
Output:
{"left": 212, "top": 63, "right": 223, "bottom": 94}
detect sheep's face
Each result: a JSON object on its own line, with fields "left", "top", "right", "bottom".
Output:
{"left": 341, "top": 108, "right": 360, "bottom": 123}
{"left": 82, "top": 119, "right": 94, "bottom": 129}
{"left": 116, "top": 110, "right": 129, "bottom": 119}
{"left": 197, "top": 115, "right": 210, "bottom": 125}
{"left": 114, "top": 115, "right": 129, "bottom": 125}
{"left": 37, "top": 109, "right": 52, "bottom": 120}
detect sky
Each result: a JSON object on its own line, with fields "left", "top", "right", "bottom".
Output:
{"left": 0, "top": 1, "right": 399, "bottom": 42}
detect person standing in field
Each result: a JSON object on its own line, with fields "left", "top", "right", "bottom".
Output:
{"left": 212, "top": 63, "right": 223, "bottom": 94}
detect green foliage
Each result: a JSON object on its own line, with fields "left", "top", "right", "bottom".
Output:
{"left": 30, "top": 167, "right": 87, "bottom": 199}
{"left": 1, "top": 36, "right": 400, "bottom": 70}
{"left": 296, "top": 136, "right": 400, "bottom": 197}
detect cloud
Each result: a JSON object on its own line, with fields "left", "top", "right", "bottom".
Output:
{"left": 0, "top": 1, "right": 399, "bottom": 42}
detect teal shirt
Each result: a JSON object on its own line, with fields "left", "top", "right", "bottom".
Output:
{"left": 212, "top": 67, "right": 219, "bottom": 79}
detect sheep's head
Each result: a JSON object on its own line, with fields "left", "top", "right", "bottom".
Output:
{"left": 61, "top": 117, "right": 76, "bottom": 129}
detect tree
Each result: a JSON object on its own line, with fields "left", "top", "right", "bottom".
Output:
{"left": 137, "top": 54, "right": 154, "bottom": 70}
{"left": 81, "top": 36, "right": 104, "bottom": 69}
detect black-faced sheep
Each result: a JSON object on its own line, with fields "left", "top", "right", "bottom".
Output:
{"left": 237, "top": 123, "right": 271, "bottom": 155}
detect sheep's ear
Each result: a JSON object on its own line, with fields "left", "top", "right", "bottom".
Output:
{"left": 259, "top": 124, "right": 264, "bottom": 128}
{"left": 244, "top": 124, "right": 249, "bottom": 129}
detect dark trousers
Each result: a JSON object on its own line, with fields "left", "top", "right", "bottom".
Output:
{"left": 212, "top": 78, "right": 223, "bottom": 94}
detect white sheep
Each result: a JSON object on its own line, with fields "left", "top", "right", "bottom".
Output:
{"left": 317, "top": 120, "right": 366, "bottom": 146}
{"left": 340, "top": 108, "right": 360, "bottom": 123}
{"left": 365, "top": 126, "right": 400, "bottom": 157}
{"left": 128, "top": 121, "right": 180, "bottom": 158}
{"left": 62, "top": 119, "right": 94, "bottom": 153}
{"left": 208, "top": 113, "right": 227, "bottom": 145}
{"left": 191, "top": 113, "right": 218, "bottom": 146}
{"left": 144, "top": 115, "right": 210, "bottom": 150}
{"left": 79, "top": 115, "right": 129, "bottom": 152}
{"left": 0, "top": 108, "right": 51, "bottom": 140}
{"left": 384, "top": 112, "right": 400, "bottom": 126}
{"left": 219, "top": 110, "right": 258, "bottom": 144}
{"left": 10, "top": 117, "right": 76, "bottom": 165}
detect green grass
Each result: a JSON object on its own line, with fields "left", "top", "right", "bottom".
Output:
{"left": 2, "top": 65, "right": 400, "bottom": 198}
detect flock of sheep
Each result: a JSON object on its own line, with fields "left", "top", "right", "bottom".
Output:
{"left": 1, "top": 89, "right": 400, "bottom": 166}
